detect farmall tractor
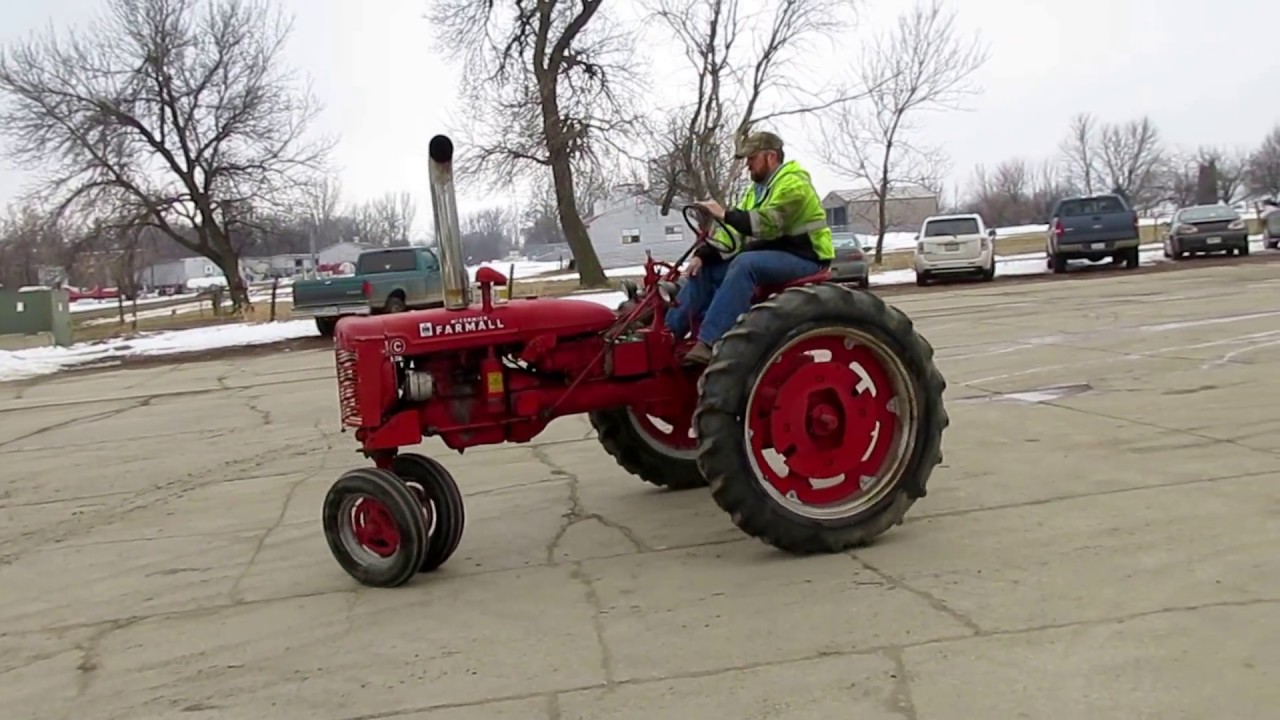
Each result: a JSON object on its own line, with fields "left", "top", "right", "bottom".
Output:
{"left": 321, "top": 135, "right": 949, "bottom": 587}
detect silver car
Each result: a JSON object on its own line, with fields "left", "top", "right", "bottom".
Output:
{"left": 829, "top": 233, "right": 870, "bottom": 288}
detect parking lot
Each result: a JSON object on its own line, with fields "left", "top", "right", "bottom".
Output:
{"left": 2, "top": 260, "right": 1278, "bottom": 719}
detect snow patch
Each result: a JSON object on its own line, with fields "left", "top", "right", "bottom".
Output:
{"left": 0, "top": 321, "right": 318, "bottom": 383}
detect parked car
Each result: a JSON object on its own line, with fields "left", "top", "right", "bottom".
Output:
{"left": 1161, "top": 204, "right": 1249, "bottom": 259}
{"left": 1044, "top": 193, "right": 1141, "bottom": 273}
{"left": 912, "top": 213, "right": 997, "bottom": 286}
{"left": 1262, "top": 209, "right": 1280, "bottom": 251}
{"left": 291, "top": 246, "right": 445, "bottom": 336}
{"left": 829, "top": 232, "right": 870, "bottom": 288}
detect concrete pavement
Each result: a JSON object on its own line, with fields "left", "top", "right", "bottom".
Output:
{"left": 1, "top": 261, "right": 1279, "bottom": 719}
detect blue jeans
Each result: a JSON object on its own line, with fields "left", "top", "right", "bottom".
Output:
{"left": 665, "top": 250, "right": 824, "bottom": 346}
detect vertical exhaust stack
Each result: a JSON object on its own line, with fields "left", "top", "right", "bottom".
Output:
{"left": 427, "top": 134, "right": 471, "bottom": 310}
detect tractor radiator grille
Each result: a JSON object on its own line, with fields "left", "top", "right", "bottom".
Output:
{"left": 335, "top": 348, "right": 361, "bottom": 427}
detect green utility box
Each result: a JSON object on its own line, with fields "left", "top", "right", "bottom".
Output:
{"left": 0, "top": 286, "right": 73, "bottom": 349}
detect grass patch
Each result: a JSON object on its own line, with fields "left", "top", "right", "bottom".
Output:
{"left": 72, "top": 297, "right": 296, "bottom": 343}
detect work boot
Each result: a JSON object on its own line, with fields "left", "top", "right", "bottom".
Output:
{"left": 681, "top": 341, "right": 713, "bottom": 366}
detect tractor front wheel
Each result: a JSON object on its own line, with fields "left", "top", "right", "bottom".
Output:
{"left": 322, "top": 467, "right": 430, "bottom": 588}
{"left": 392, "top": 453, "right": 466, "bottom": 573}
{"left": 590, "top": 407, "right": 707, "bottom": 490}
{"left": 694, "top": 284, "right": 948, "bottom": 554}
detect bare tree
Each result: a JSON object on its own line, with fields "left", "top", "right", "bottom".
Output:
{"left": 302, "top": 176, "right": 343, "bottom": 235}
{"left": 460, "top": 207, "right": 515, "bottom": 262}
{"left": 1059, "top": 113, "right": 1099, "bottom": 194}
{"left": 375, "top": 192, "right": 416, "bottom": 246}
{"left": 643, "top": 0, "right": 863, "bottom": 211}
{"left": 1246, "top": 124, "right": 1280, "bottom": 201}
{"left": 0, "top": 0, "right": 333, "bottom": 310}
{"left": 1096, "top": 116, "right": 1165, "bottom": 210}
{"left": 819, "top": 0, "right": 988, "bottom": 262}
{"left": 1029, "top": 159, "right": 1075, "bottom": 222}
{"left": 299, "top": 175, "right": 342, "bottom": 274}
{"left": 1196, "top": 146, "right": 1248, "bottom": 203}
{"left": 426, "top": 0, "right": 647, "bottom": 286}
{"left": 348, "top": 192, "right": 416, "bottom": 248}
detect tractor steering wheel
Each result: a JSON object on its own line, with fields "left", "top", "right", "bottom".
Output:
{"left": 682, "top": 204, "right": 734, "bottom": 244}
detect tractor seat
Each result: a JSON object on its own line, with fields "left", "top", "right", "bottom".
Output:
{"left": 753, "top": 268, "right": 833, "bottom": 302}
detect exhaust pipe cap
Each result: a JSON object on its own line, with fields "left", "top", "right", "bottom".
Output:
{"left": 428, "top": 135, "right": 453, "bottom": 164}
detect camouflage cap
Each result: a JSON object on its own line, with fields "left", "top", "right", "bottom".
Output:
{"left": 734, "top": 131, "right": 784, "bottom": 159}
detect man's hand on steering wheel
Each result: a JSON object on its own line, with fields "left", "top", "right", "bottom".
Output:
{"left": 695, "top": 199, "right": 725, "bottom": 220}
{"left": 681, "top": 202, "right": 734, "bottom": 242}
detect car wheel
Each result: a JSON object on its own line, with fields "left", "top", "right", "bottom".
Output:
{"left": 1124, "top": 246, "right": 1140, "bottom": 269}
{"left": 384, "top": 295, "right": 408, "bottom": 313}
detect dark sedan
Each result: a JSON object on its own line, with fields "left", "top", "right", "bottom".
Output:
{"left": 829, "top": 233, "right": 870, "bottom": 288}
{"left": 1162, "top": 204, "right": 1250, "bottom": 259}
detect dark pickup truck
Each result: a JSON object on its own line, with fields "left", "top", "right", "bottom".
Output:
{"left": 292, "top": 246, "right": 444, "bottom": 336}
{"left": 1044, "top": 193, "right": 1141, "bottom": 273}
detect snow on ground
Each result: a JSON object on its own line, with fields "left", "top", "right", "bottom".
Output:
{"left": 69, "top": 293, "right": 198, "bottom": 314}
{"left": 467, "top": 260, "right": 565, "bottom": 281}
{"left": 0, "top": 320, "right": 320, "bottom": 383}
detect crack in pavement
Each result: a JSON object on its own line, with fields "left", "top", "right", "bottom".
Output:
{"left": 0, "top": 426, "right": 236, "bottom": 456}
{"left": 74, "top": 618, "right": 142, "bottom": 697}
{"left": 0, "top": 374, "right": 330, "bottom": 415}
{"left": 851, "top": 554, "right": 983, "bottom": 636}
{"left": 0, "top": 397, "right": 151, "bottom": 450}
{"left": 244, "top": 395, "right": 275, "bottom": 427}
{"left": 907, "top": 468, "right": 1280, "bottom": 524}
{"left": 0, "top": 437, "right": 325, "bottom": 568}
{"left": 226, "top": 472, "right": 314, "bottom": 603}
{"left": 327, "top": 596, "right": 1280, "bottom": 720}
{"left": 965, "top": 382, "right": 1280, "bottom": 462}
{"left": 570, "top": 561, "right": 616, "bottom": 686}
{"left": 883, "top": 647, "right": 919, "bottom": 720}
{"left": 534, "top": 444, "right": 648, "bottom": 564}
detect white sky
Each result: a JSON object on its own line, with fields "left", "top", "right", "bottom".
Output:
{"left": 2, "top": 0, "right": 1277, "bottom": 240}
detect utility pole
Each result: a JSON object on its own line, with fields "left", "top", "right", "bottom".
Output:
{"left": 308, "top": 222, "right": 319, "bottom": 278}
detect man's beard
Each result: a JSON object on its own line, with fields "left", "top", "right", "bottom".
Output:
{"left": 749, "top": 167, "right": 769, "bottom": 183}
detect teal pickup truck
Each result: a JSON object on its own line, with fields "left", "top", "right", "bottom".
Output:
{"left": 292, "top": 246, "right": 444, "bottom": 336}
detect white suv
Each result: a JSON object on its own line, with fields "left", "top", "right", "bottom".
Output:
{"left": 912, "top": 213, "right": 997, "bottom": 286}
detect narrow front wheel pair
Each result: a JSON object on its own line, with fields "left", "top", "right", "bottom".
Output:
{"left": 322, "top": 454, "right": 465, "bottom": 588}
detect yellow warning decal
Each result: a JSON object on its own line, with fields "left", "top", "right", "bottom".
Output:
{"left": 486, "top": 371, "right": 504, "bottom": 394}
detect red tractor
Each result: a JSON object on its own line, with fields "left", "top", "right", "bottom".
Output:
{"left": 321, "top": 135, "right": 949, "bottom": 587}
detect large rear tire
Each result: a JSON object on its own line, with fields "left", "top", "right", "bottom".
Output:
{"left": 694, "top": 283, "right": 947, "bottom": 554}
{"left": 590, "top": 407, "right": 707, "bottom": 490}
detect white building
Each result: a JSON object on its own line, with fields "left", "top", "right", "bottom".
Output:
{"left": 584, "top": 188, "right": 697, "bottom": 268}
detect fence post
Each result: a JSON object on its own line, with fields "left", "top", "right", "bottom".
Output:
{"left": 269, "top": 277, "right": 279, "bottom": 322}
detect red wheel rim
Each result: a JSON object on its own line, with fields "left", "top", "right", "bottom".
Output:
{"left": 744, "top": 328, "right": 917, "bottom": 519}
{"left": 627, "top": 408, "right": 699, "bottom": 456}
{"left": 348, "top": 496, "right": 401, "bottom": 558}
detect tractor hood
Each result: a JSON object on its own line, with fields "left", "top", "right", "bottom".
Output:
{"left": 335, "top": 296, "right": 620, "bottom": 355}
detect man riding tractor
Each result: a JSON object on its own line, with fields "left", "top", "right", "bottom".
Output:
{"left": 667, "top": 130, "right": 835, "bottom": 365}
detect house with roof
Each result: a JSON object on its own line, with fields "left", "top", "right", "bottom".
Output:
{"left": 584, "top": 185, "right": 698, "bottom": 269}
{"left": 822, "top": 184, "right": 940, "bottom": 235}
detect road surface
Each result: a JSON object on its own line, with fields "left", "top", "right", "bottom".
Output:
{"left": 1, "top": 261, "right": 1277, "bottom": 719}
